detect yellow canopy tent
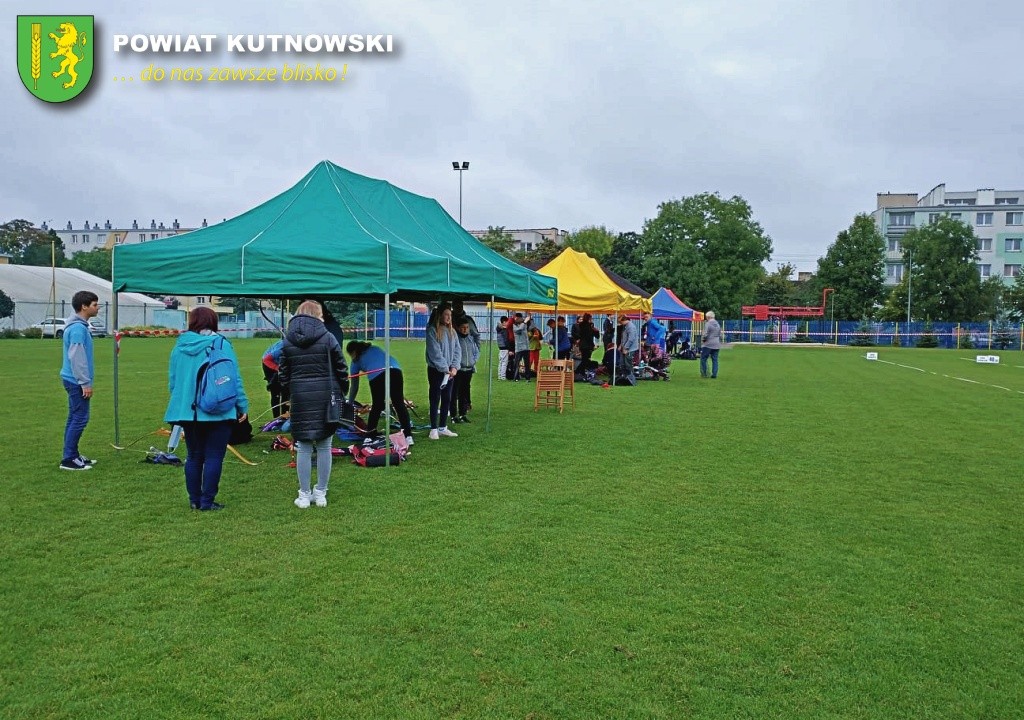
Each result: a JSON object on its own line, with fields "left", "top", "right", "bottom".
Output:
{"left": 494, "top": 248, "right": 651, "bottom": 313}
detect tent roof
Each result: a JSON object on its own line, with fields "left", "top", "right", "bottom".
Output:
{"left": 0, "top": 264, "right": 161, "bottom": 307}
{"left": 112, "top": 161, "right": 557, "bottom": 304}
{"left": 644, "top": 287, "right": 704, "bottom": 321}
{"left": 495, "top": 248, "right": 651, "bottom": 313}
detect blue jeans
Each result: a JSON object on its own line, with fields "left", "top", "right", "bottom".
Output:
{"left": 700, "top": 348, "right": 720, "bottom": 378}
{"left": 180, "top": 421, "right": 234, "bottom": 509}
{"left": 62, "top": 380, "right": 91, "bottom": 462}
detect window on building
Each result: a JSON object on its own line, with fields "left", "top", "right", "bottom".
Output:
{"left": 887, "top": 239, "right": 901, "bottom": 252}
{"left": 978, "top": 238, "right": 993, "bottom": 252}
{"left": 950, "top": 212, "right": 962, "bottom": 221}
{"left": 945, "top": 198, "right": 976, "bottom": 206}
{"left": 139, "top": 233, "right": 146, "bottom": 241}
{"left": 979, "top": 264, "right": 992, "bottom": 278}
{"left": 928, "top": 213, "right": 942, "bottom": 224}
{"left": 886, "top": 264, "right": 904, "bottom": 280}
{"left": 890, "top": 212, "right": 914, "bottom": 226}
{"left": 1007, "top": 212, "right": 1023, "bottom": 226}
{"left": 150, "top": 233, "right": 158, "bottom": 240}
{"left": 1006, "top": 238, "right": 1023, "bottom": 252}
{"left": 1004, "top": 264, "right": 1021, "bottom": 278}
{"left": 71, "top": 234, "right": 77, "bottom": 243}
{"left": 97, "top": 234, "right": 106, "bottom": 244}
{"left": 82, "top": 234, "right": 90, "bottom": 243}
{"left": 196, "top": 296, "right": 208, "bottom": 304}
{"left": 976, "top": 212, "right": 993, "bottom": 226}
{"left": 995, "top": 197, "right": 1019, "bottom": 205}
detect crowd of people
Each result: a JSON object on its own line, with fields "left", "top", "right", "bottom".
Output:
{"left": 58, "top": 291, "right": 723, "bottom": 512}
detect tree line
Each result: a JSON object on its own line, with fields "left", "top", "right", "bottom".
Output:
{"left": 7, "top": 197, "right": 1024, "bottom": 323}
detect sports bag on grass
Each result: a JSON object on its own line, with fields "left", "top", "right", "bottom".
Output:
{"left": 194, "top": 335, "right": 239, "bottom": 417}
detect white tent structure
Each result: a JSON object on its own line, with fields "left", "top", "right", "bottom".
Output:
{"left": 0, "top": 265, "right": 162, "bottom": 328}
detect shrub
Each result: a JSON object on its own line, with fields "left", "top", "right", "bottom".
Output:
{"left": 21, "top": 327, "right": 42, "bottom": 339}
{"left": 957, "top": 333, "right": 974, "bottom": 350}
{"left": 254, "top": 330, "right": 280, "bottom": 338}
{"left": 848, "top": 318, "right": 875, "bottom": 347}
{"left": 916, "top": 321, "right": 939, "bottom": 348}
{"left": 0, "top": 328, "right": 22, "bottom": 339}
{"left": 993, "top": 321, "right": 1015, "bottom": 350}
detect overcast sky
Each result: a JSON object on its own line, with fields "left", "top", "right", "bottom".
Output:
{"left": 5, "top": 0, "right": 1023, "bottom": 273}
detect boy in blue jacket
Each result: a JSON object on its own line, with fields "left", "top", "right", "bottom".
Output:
{"left": 59, "top": 290, "right": 100, "bottom": 470}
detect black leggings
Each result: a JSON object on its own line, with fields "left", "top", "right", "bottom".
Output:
{"left": 427, "top": 366, "right": 454, "bottom": 429}
{"left": 367, "top": 368, "right": 412, "bottom": 436}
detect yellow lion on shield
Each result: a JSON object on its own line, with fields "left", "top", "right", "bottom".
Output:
{"left": 49, "top": 22, "right": 88, "bottom": 89}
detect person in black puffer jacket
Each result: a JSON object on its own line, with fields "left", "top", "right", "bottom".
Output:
{"left": 279, "top": 301, "right": 349, "bottom": 509}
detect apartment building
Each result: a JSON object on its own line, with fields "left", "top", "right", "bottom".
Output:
{"left": 43, "top": 218, "right": 209, "bottom": 257}
{"left": 873, "top": 184, "right": 1024, "bottom": 285}
{"left": 468, "top": 227, "right": 568, "bottom": 253}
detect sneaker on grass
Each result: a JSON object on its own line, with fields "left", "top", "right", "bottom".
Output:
{"left": 428, "top": 429, "right": 440, "bottom": 441}
{"left": 59, "top": 457, "right": 92, "bottom": 471}
{"left": 78, "top": 456, "right": 97, "bottom": 466}
{"left": 438, "top": 427, "right": 458, "bottom": 438}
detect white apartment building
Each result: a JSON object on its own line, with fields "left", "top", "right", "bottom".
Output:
{"left": 873, "top": 184, "right": 1024, "bottom": 285}
{"left": 468, "top": 227, "right": 568, "bottom": 253}
{"left": 44, "top": 218, "right": 210, "bottom": 257}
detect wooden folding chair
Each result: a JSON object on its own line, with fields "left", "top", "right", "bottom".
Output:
{"left": 534, "top": 358, "right": 567, "bottom": 412}
{"left": 563, "top": 360, "right": 576, "bottom": 409}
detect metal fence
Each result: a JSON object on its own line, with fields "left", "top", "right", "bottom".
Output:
{"left": 722, "top": 319, "right": 1023, "bottom": 350}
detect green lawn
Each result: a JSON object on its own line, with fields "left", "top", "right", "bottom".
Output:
{"left": 1, "top": 339, "right": 1022, "bottom": 719}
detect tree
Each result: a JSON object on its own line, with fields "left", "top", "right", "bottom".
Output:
{"left": 565, "top": 225, "right": 615, "bottom": 261}
{"left": 604, "top": 231, "right": 645, "bottom": 284}
{"left": 513, "top": 237, "right": 561, "bottom": 266}
{"left": 1001, "top": 272, "right": 1024, "bottom": 321}
{"left": 0, "top": 220, "right": 65, "bottom": 266}
{"left": 477, "top": 226, "right": 516, "bottom": 257}
{"left": 0, "top": 289, "right": 13, "bottom": 320}
{"left": 813, "top": 214, "right": 885, "bottom": 320}
{"left": 901, "top": 217, "right": 992, "bottom": 321}
{"left": 876, "top": 277, "right": 909, "bottom": 322}
{"left": 64, "top": 247, "right": 112, "bottom": 280}
{"left": 754, "top": 263, "right": 797, "bottom": 306}
{"left": 639, "top": 193, "right": 772, "bottom": 317}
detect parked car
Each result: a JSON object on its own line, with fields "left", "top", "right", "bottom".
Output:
{"left": 89, "top": 319, "right": 107, "bottom": 338}
{"left": 31, "top": 317, "right": 68, "bottom": 338}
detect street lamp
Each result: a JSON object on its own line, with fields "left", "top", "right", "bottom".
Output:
{"left": 451, "top": 161, "right": 469, "bottom": 225}
{"left": 905, "top": 247, "right": 912, "bottom": 326}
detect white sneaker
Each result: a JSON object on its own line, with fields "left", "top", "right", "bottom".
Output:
{"left": 428, "top": 429, "right": 440, "bottom": 440}
{"left": 294, "top": 490, "right": 312, "bottom": 509}
{"left": 405, "top": 434, "right": 415, "bottom": 446}
{"left": 312, "top": 488, "right": 328, "bottom": 507}
{"left": 438, "top": 427, "right": 458, "bottom": 438}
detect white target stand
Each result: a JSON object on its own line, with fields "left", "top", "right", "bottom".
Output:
{"left": 865, "top": 352, "right": 878, "bottom": 361}
{"left": 975, "top": 355, "right": 1000, "bottom": 364}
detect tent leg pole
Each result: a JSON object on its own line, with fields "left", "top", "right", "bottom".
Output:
{"left": 486, "top": 296, "right": 494, "bottom": 433}
{"left": 383, "top": 293, "right": 392, "bottom": 470}
{"left": 112, "top": 288, "right": 120, "bottom": 446}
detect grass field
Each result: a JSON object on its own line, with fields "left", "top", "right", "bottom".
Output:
{"left": 1, "top": 338, "right": 1022, "bottom": 719}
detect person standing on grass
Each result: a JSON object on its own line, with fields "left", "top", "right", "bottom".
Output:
{"left": 700, "top": 311, "right": 724, "bottom": 379}
{"left": 495, "top": 316, "right": 510, "bottom": 382}
{"left": 572, "top": 313, "right": 600, "bottom": 371}
{"left": 642, "top": 311, "right": 667, "bottom": 353}
{"left": 511, "top": 312, "right": 532, "bottom": 380}
{"left": 59, "top": 290, "right": 100, "bottom": 471}
{"left": 261, "top": 337, "right": 289, "bottom": 418}
{"left": 528, "top": 325, "right": 543, "bottom": 376}
{"left": 165, "top": 307, "right": 249, "bottom": 511}
{"left": 280, "top": 301, "right": 349, "bottom": 509}
{"left": 345, "top": 340, "right": 414, "bottom": 445}
{"left": 451, "top": 318, "right": 480, "bottom": 424}
{"left": 425, "top": 306, "right": 461, "bottom": 440}
{"left": 618, "top": 314, "right": 640, "bottom": 366}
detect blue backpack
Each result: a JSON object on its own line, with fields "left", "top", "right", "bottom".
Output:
{"left": 194, "top": 335, "right": 239, "bottom": 417}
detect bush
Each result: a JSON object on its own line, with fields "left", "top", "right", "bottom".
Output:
{"left": 789, "top": 321, "right": 814, "bottom": 343}
{"left": 993, "top": 322, "right": 1015, "bottom": 350}
{"left": 21, "top": 327, "right": 42, "bottom": 339}
{"left": 916, "top": 321, "right": 939, "bottom": 348}
{"left": 848, "top": 318, "right": 875, "bottom": 347}
{"left": 957, "top": 333, "right": 974, "bottom": 350}
{"left": 0, "top": 328, "right": 22, "bottom": 339}
{"left": 254, "top": 330, "right": 280, "bottom": 338}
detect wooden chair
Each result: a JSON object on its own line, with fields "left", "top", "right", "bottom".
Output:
{"left": 534, "top": 359, "right": 567, "bottom": 412}
{"left": 563, "top": 359, "right": 576, "bottom": 409}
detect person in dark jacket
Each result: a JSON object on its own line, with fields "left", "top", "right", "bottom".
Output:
{"left": 165, "top": 307, "right": 249, "bottom": 511}
{"left": 280, "top": 301, "right": 349, "bottom": 509}
{"left": 572, "top": 313, "right": 600, "bottom": 371}
{"left": 261, "top": 338, "right": 289, "bottom": 418}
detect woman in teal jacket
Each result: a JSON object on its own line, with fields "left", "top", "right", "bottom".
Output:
{"left": 165, "top": 307, "right": 248, "bottom": 511}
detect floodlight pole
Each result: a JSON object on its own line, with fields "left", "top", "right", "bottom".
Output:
{"left": 452, "top": 161, "right": 470, "bottom": 225}
{"left": 906, "top": 248, "right": 912, "bottom": 325}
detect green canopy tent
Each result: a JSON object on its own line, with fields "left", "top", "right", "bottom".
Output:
{"left": 110, "top": 160, "right": 557, "bottom": 444}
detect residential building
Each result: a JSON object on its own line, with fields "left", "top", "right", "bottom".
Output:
{"left": 468, "top": 227, "right": 568, "bottom": 253}
{"left": 44, "top": 218, "right": 209, "bottom": 257}
{"left": 873, "top": 185, "right": 1024, "bottom": 285}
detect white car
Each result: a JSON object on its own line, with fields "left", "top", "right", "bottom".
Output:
{"left": 31, "top": 318, "right": 107, "bottom": 338}
{"left": 32, "top": 317, "right": 69, "bottom": 338}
